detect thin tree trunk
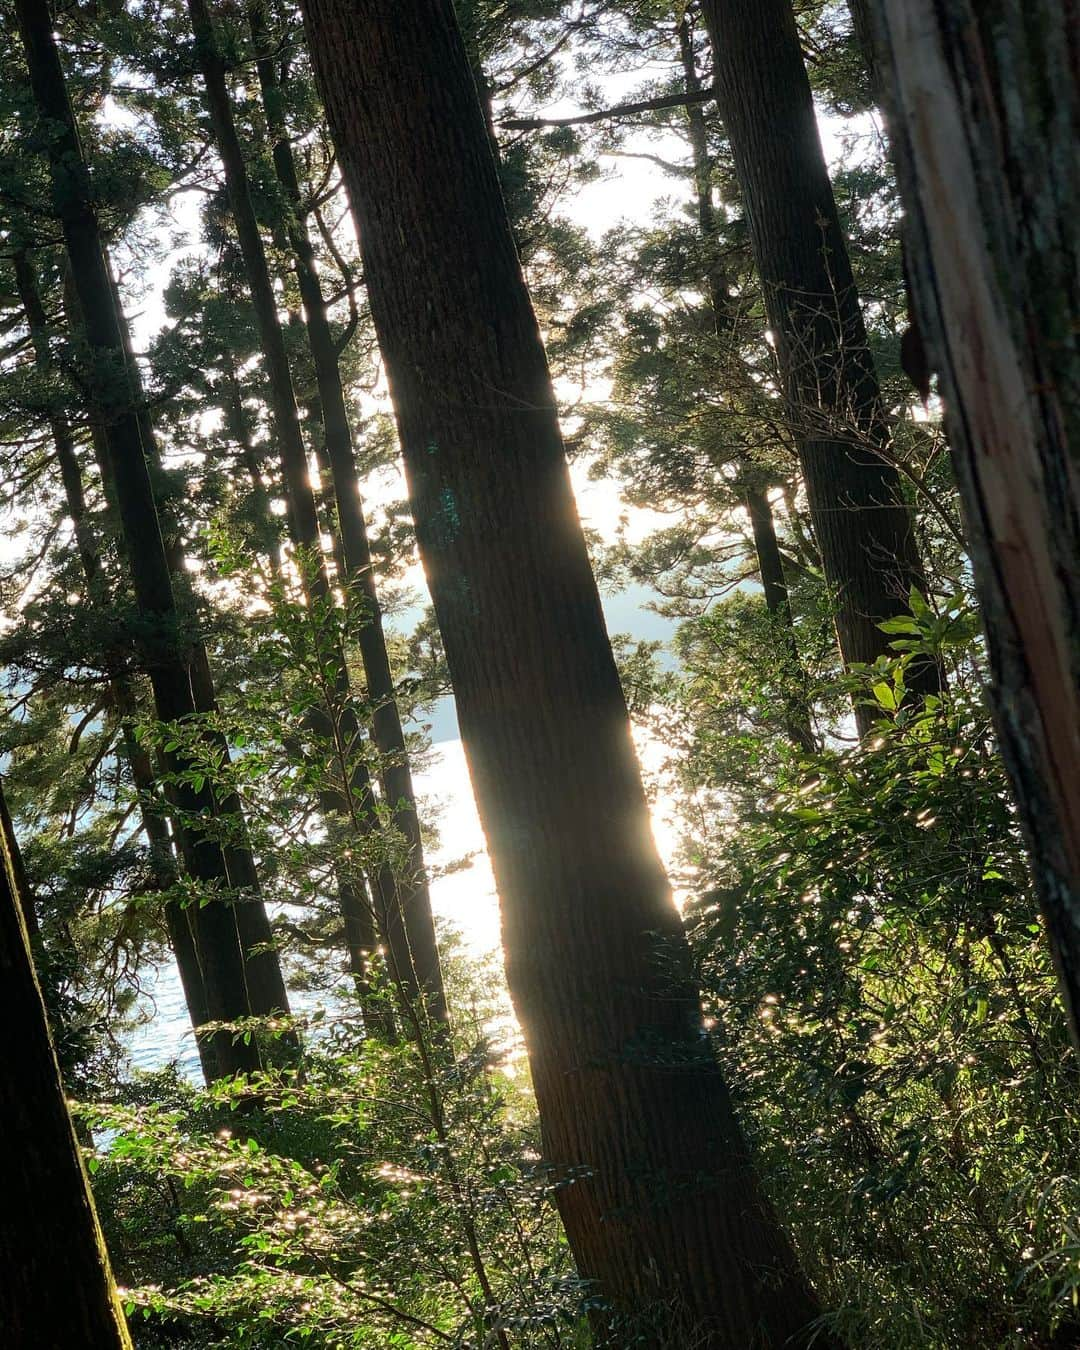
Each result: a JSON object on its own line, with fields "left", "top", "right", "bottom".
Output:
{"left": 870, "top": 0, "right": 1080, "bottom": 1049}
{"left": 15, "top": 247, "right": 219, "bottom": 1078}
{"left": 62, "top": 245, "right": 292, "bottom": 1045}
{"left": 701, "top": 0, "right": 940, "bottom": 736}
{"left": 188, "top": 0, "right": 432, "bottom": 1031}
{"left": 105, "top": 262, "right": 294, "bottom": 1034}
{"left": 678, "top": 15, "right": 816, "bottom": 753}
{"left": 0, "top": 778, "right": 133, "bottom": 1348}
{"left": 745, "top": 486, "right": 818, "bottom": 753}
{"left": 300, "top": 2, "right": 832, "bottom": 1342}
{"left": 247, "top": 3, "right": 447, "bottom": 1022}
{"left": 16, "top": 0, "right": 260, "bottom": 1077}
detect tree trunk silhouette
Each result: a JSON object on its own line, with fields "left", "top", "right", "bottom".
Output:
{"left": 300, "top": 1, "right": 833, "bottom": 1342}
{"left": 16, "top": 0, "right": 260, "bottom": 1078}
{"left": 870, "top": 0, "right": 1080, "bottom": 1050}
{"left": 187, "top": 0, "right": 422, "bottom": 1034}
{"left": 247, "top": 0, "right": 447, "bottom": 1022}
{"left": 15, "top": 247, "right": 220, "bottom": 1080}
{"left": 701, "top": 0, "right": 939, "bottom": 735}
{"left": 678, "top": 13, "right": 816, "bottom": 753}
{"left": 0, "top": 778, "right": 133, "bottom": 1348}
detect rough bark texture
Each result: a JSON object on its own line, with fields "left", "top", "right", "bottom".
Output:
{"left": 248, "top": 3, "right": 447, "bottom": 1021}
{"left": 299, "top": 1, "right": 829, "bottom": 1342}
{"left": 16, "top": 0, "right": 260, "bottom": 1077}
{"left": 0, "top": 780, "right": 133, "bottom": 1348}
{"left": 870, "top": 0, "right": 1080, "bottom": 1046}
{"left": 701, "top": 0, "right": 938, "bottom": 734}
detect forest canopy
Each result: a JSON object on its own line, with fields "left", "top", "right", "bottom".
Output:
{"left": 0, "top": 1, "right": 1078, "bottom": 1348}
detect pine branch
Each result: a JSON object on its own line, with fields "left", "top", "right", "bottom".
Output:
{"left": 500, "top": 86, "right": 714, "bottom": 132}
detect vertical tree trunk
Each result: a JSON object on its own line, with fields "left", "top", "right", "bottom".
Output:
{"left": 101, "top": 265, "right": 294, "bottom": 1031}
{"left": 870, "top": 0, "right": 1080, "bottom": 1049}
{"left": 246, "top": 1, "right": 447, "bottom": 1021}
{"left": 188, "top": 0, "right": 439, "bottom": 1028}
{"left": 16, "top": 0, "right": 260, "bottom": 1078}
{"left": 0, "top": 778, "right": 133, "bottom": 1348}
{"left": 299, "top": 2, "right": 831, "bottom": 1342}
{"left": 701, "top": 0, "right": 938, "bottom": 735}
{"left": 678, "top": 15, "right": 816, "bottom": 753}
{"left": 15, "top": 247, "right": 220, "bottom": 1079}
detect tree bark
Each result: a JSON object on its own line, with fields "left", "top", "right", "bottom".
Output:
{"left": 299, "top": 1, "right": 831, "bottom": 1342}
{"left": 247, "top": 0, "right": 447, "bottom": 1022}
{"left": 701, "top": 0, "right": 939, "bottom": 735}
{"left": 16, "top": 0, "right": 261, "bottom": 1078}
{"left": 0, "top": 778, "right": 133, "bottom": 1348}
{"left": 869, "top": 0, "right": 1080, "bottom": 1049}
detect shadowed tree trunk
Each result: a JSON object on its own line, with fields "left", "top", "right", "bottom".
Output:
{"left": 15, "top": 0, "right": 261, "bottom": 1078}
{"left": 299, "top": 1, "right": 833, "bottom": 1342}
{"left": 0, "top": 778, "right": 133, "bottom": 1348}
{"left": 15, "top": 247, "right": 219, "bottom": 1081}
{"left": 247, "top": 2, "right": 447, "bottom": 1021}
{"left": 869, "top": 0, "right": 1080, "bottom": 1050}
{"left": 678, "top": 12, "right": 816, "bottom": 754}
{"left": 701, "top": 0, "right": 939, "bottom": 735}
{"left": 187, "top": 0, "right": 430, "bottom": 1032}
{"left": 101, "top": 267, "right": 294, "bottom": 1034}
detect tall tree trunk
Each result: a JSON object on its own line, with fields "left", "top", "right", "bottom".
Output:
{"left": 0, "top": 778, "right": 133, "bottom": 1348}
{"left": 16, "top": 0, "right": 260, "bottom": 1078}
{"left": 299, "top": 2, "right": 831, "bottom": 1343}
{"left": 869, "top": 0, "right": 1080, "bottom": 1049}
{"left": 187, "top": 0, "right": 438, "bottom": 1030}
{"left": 700, "top": 0, "right": 939, "bottom": 735}
{"left": 15, "top": 247, "right": 219, "bottom": 1080}
{"left": 247, "top": 0, "right": 447, "bottom": 1022}
{"left": 101, "top": 266, "right": 294, "bottom": 1031}
{"left": 678, "top": 14, "right": 816, "bottom": 753}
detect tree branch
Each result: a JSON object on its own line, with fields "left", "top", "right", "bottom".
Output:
{"left": 500, "top": 86, "right": 714, "bottom": 132}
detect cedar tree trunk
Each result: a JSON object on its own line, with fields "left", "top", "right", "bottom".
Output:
{"left": 870, "top": 0, "right": 1080, "bottom": 1049}
{"left": 299, "top": 1, "right": 831, "bottom": 1343}
{"left": 701, "top": 0, "right": 938, "bottom": 734}
{"left": 15, "top": 0, "right": 260, "bottom": 1077}
{"left": 247, "top": 0, "right": 447, "bottom": 1021}
{"left": 0, "top": 779, "right": 133, "bottom": 1348}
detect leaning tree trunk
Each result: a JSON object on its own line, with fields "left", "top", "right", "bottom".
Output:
{"left": 869, "top": 0, "right": 1080, "bottom": 1049}
{"left": 15, "top": 248, "right": 219, "bottom": 1080}
{"left": 299, "top": 1, "right": 831, "bottom": 1343}
{"left": 188, "top": 0, "right": 434, "bottom": 1032}
{"left": 701, "top": 0, "right": 939, "bottom": 735}
{"left": 0, "top": 779, "right": 133, "bottom": 1348}
{"left": 247, "top": 0, "right": 447, "bottom": 1022}
{"left": 16, "top": 0, "right": 260, "bottom": 1078}
{"left": 103, "top": 264, "right": 293, "bottom": 1031}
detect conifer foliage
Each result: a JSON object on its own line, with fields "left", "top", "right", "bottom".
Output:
{"left": 0, "top": 1, "right": 1076, "bottom": 1346}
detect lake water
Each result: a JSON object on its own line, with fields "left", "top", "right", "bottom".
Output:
{"left": 126, "top": 722, "right": 685, "bottom": 1079}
